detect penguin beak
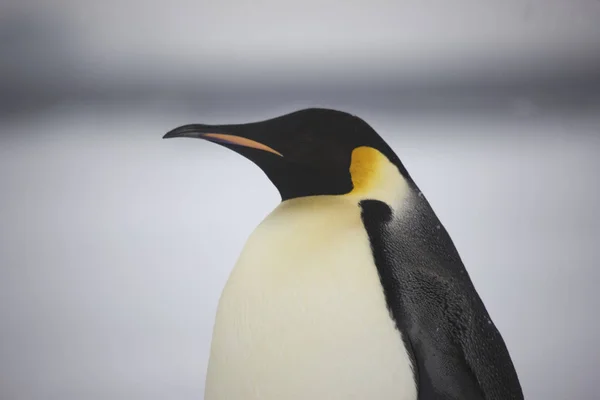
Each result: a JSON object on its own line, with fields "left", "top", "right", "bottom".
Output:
{"left": 163, "top": 124, "right": 283, "bottom": 157}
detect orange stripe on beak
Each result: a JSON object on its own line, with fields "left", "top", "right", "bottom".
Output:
{"left": 202, "top": 133, "right": 283, "bottom": 157}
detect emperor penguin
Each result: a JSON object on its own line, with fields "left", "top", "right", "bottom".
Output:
{"left": 163, "top": 108, "right": 524, "bottom": 400}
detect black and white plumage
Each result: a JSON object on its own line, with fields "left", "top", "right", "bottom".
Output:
{"left": 164, "top": 108, "right": 524, "bottom": 400}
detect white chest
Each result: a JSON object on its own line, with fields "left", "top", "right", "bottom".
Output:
{"left": 204, "top": 197, "right": 417, "bottom": 400}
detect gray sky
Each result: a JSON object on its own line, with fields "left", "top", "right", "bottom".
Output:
{"left": 2, "top": 0, "right": 600, "bottom": 95}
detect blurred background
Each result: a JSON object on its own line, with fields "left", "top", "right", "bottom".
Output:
{"left": 1, "top": 1, "right": 599, "bottom": 399}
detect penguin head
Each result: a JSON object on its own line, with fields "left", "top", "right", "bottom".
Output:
{"left": 164, "top": 108, "right": 413, "bottom": 202}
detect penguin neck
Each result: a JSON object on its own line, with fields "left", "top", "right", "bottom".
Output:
{"left": 273, "top": 147, "right": 410, "bottom": 220}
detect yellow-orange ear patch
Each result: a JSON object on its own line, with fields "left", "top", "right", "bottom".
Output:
{"left": 347, "top": 146, "right": 409, "bottom": 205}
{"left": 349, "top": 146, "right": 386, "bottom": 194}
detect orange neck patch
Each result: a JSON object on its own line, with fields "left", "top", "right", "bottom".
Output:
{"left": 347, "top": 146, "right": 408, "bottom": 206}
{"left": 349, "top": 146, "right": 386, "bottom": 194}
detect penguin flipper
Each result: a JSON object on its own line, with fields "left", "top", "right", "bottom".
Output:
{"left": 359, "top": 199, "right": 524, "bottom": 400}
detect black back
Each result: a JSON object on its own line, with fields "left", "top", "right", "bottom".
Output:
{"left": 359, "top": 193, "right": 524, "bottom": 400}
